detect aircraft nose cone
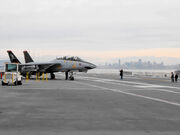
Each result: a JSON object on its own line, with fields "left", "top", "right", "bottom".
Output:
{"left": 88, "top": 63, "right": 96, "bottom": 69}
{"left": 84, "top": 63, "right": 97, "bottom": 69}
{"left": 91, "top": 64, "right": 97, "bottom": 69}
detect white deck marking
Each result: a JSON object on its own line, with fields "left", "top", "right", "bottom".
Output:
{"left": 127, "top": 88, "right": 180, "bottom": 94}
{"left": 73, "top": 81, "right": 180, "bottom": 107}
{"left": 77, "top": 76, "right": 180, "bottom": 90}
{"left": 134, "top": 85, "right": 164, "bottom": 88}
{"left": 84, "top": 78, "right": 180, "bottom": 94}
{"left": 77, "top": 76, "right": 180, "bottom": 94}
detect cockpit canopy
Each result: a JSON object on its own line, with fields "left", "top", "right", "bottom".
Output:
{"left": 56, "top": 56, "right": 84, "bottom": 62}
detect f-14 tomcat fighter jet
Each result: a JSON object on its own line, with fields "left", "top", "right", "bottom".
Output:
{"left": 7, "top": 50, "right": 96, "bottom": 80}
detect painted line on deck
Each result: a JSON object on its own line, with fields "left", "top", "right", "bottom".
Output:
{"left": 73, "top": 81, "right": 180, "bottom": 107}
{"left": 127, "top": 88, "right": 180, "bottom": 94}
{"left": 77, "top": 76, "right": 180, "bottom": 91}
{"left": 77, "top": 77, "right": 180, "bottom": 94}
{"left": 142, "top": 77, "right": 169, "bottom": 82}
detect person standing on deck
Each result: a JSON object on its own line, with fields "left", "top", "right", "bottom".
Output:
{"left": 171, "top": 72, "right": 175, "bottom": 82}
{"left": 120, "top": 69, "right": 123, "bottom": 80}
{"left": 175, "top": 73, "right": 178, "bottom": 82}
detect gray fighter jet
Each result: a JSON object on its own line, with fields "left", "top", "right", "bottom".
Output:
{"left": 7, "top": 50, "right": 96, "bottom": 80}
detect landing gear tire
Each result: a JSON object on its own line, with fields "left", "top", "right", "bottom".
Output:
{"left": 50, "top": 73, "right": 55, "bottom": 80}
{"left": 69, "top": 72, "right": 74, "bottom": 81}
{"left": 69, "top": 76, "right": 74, "bottom": 81}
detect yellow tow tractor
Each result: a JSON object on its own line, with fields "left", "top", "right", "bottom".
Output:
{"left": 1, "top": 63, "right": 22, "bottom": 86}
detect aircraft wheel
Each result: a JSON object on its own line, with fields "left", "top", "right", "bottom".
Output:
{"left": 51, "top": 73, "right": 55, "bottom": 79}
{"left": 69, "top": 76, "right": 74, "bottom": 81}
{"left": 71, "top": 77, "right": 74, "bottom": 80}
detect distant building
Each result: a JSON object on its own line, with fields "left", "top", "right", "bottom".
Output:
{"left": 118, "top": 59, "right": 121, "bottom": 68}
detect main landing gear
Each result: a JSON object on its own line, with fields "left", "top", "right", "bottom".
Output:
{"left": 50, "top": 72, "right": 74, "bottom": 80}
{"left": 50, "top": 73, "right": 55, "bottom": 79}
{"left": 69, "top": 72, "right": 74, "bottom": 80}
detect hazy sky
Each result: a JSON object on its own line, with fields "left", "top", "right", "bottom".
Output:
{"left": 0, "top": 0, "right": 180, "bottom": 64}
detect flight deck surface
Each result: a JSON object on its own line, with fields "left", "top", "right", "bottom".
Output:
{"left": 0, "top": 73, "right": 180, "bottom": 135}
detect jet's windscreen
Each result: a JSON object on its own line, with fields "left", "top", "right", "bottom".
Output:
{"left": 56, "top": 56, "right": 84, "bottom": 62}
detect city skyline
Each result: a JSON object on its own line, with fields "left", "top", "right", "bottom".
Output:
{"left": 1, "top": 49, "right": 180, "bottom": 65}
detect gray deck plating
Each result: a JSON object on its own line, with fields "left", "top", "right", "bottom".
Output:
{"left": 0, "top": 74, "right": 180, "bottom": 135}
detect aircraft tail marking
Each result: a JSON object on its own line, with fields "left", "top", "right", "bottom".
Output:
{"left": 23, "top": 50, "right": 34, "bottom": 63}
{"left": 7, "top": 50, "right": 21, "bottom": 64}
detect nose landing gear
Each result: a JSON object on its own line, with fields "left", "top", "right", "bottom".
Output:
{"left": 69, "top": 72, "right": 74, "bottom": 80}
{"left": 65, "top": 72, "right": 74, "bottom": 80}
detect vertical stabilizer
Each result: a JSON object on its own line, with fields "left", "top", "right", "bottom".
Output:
{"left": 7, "top": 50, "right": 21, "bottom": 64}
{"left": 23, "top": 50, "right": 34, "bottom": 63}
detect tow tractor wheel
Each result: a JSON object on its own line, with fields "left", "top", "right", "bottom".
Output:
{"left": 14, "top": 81, "right": 18, "bottom": 86}
{"left": 18, "top": 81, "right": 22, "bottom": 85}
{"left": 14, "top": 81, "right": 22, "bottom": 85}
{"left": 2, "top": 81, "right": 7, "bottom": 86}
